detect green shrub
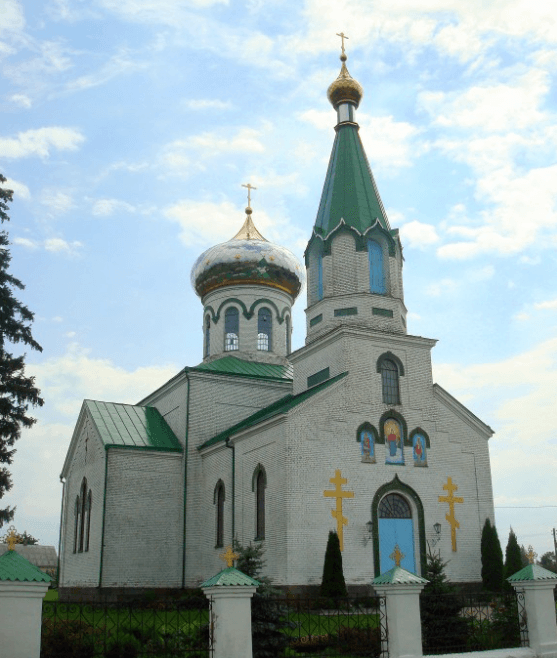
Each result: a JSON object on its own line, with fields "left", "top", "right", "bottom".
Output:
{"left": 320, "top": 531, "right": 347, "bottom": 603}
{"left": 40, "top": 618, "right": 102, "bottom": 658}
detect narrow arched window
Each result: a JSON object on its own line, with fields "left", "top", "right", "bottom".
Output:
{"left": 379, "top": 493, "right": 411, "bottom": 519}
{"left": 285, "top": 316, "right": 291, "bottom": 355}
{"left": 257, "top": 307, "right": 272, "bottom": 351}
{"left": 381, "top": 359, "right": 400, "bottom": 405}
{"left": 224, "top": 307, "right": 239, "bottom": 351}
{"left": 214, "top": 481, "right": 225, "bottom": 548}
{"left": 79, "top": 478, "right": 87, "bottom": 553}
{"left": 253, "top": 467, "right": 267, "bottom": 540}
{"left": 73, "top": 496, "right": 80, "bottom": 553}
{"left": 85, "top": 491, "right": 92, "bottom": 552}
{"left": 368, "top": 240, "right": 386, "bottom": 294}
{"left": 317, "top": 253, "right": 324, "bottom": 300}
{"left": 204, "top": 315, "right": 211, "bottom": 358}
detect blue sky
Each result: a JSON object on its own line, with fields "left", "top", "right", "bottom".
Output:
{"left": 1, "top": 0, "right": 556, "bottom": 558}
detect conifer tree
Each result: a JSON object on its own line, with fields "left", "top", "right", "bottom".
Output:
{"left": 0, "top": 174, "right": 44, "bottom": 528}
{"left": 320, "top": 530, "right": 347, "bottom": 601}
{"left": 481, "top": 518, "right": 504, "bottom": 591}
{"left": 504, "top": 528, "right": 523, "bottom": 579}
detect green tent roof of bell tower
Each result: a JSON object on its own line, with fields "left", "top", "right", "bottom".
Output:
{"left": 313, "top": 122, "right": 390, "bottom": 238}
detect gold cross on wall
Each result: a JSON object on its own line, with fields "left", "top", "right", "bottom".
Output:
{"left": 336, "top": 32, "right": 349, "bottom": 56}
{"left": 526, "top": 545, "right": 537, "bottom": 564}
{"left": 5, "top": 526, "right": 18, "bottom": 551}
{"left": 219, "top": 545, "right": 239, "bottom": 568}
{"left": 438, "top": 476, "right": 464, "bottom": 552}
{"left": 390, "top": 544, "right": 405, "bottom": 567}
{"left": 241, "top": 183, "right": 257, "bottom": 208}
{"left": 323, "top": 469, "right": 354, "bottom": 551}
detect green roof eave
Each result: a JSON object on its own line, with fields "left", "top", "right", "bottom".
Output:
{"left": 104, "top": 444, "right": 181, "bottom": 453}
{"left": 190, "top": 356, "right": 293, "bottom": 381}
{"left": 199, "top": 371, "right": 348, "bottom": 451}
{"left": 372, "top": 566, "right": 428, "bottom": 585}
{"left": 0, "top": 550, "right": 52, "bottom": 583}
{"left": 200, "top": 567, "right": 260, "bottom": 588}
{"left": 313, "top": 123, "right": 390, "bottom": 238}
{"left": 507, "top": 564, "right": 557, "bottom": 582}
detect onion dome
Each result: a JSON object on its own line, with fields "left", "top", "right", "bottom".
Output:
{"left": 191, "top": 207, "right": 303, "bottom": 299}
{"left": 327, "top": 51, "right": 363, "bottom": 109}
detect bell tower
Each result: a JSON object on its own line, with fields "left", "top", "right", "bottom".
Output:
{"left": 304, "top": 41, "right": 407, "bottom": 343}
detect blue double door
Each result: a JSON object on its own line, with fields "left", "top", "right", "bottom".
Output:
{"left": 379, "top": 518, "right": 416, "bottom": 573}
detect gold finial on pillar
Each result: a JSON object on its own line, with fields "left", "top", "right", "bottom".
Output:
{"left": 5, "top": 526, "right": 18, "bottom": 551}
{"left": 336, "top": 31, "right": 349, "bottom": 58}
{"left": 219, "top": 545, "right": 239, "bottom": 568}
{"left": 390, "top": 544, "right": 405, "bottom": 567}
{"left": 526, "top": 545, "right": 537, "bottom": 564}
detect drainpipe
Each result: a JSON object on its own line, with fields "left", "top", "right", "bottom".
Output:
{"left": 182, "top": 371, "right": 191, "bottom": 588}
{"left": 98, "top": 452, "right": 109, "bottom": 589}
{"left": 57, "top": 477, "right": 65, "bottom": 587}
{"left": 225, "top": 438, "right": 235, "bottom": 542}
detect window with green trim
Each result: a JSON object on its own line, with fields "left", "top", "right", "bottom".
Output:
{"left": 224, "top": 307, "right": 239, "bottom": 351}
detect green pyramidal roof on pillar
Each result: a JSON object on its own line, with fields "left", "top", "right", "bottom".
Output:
{"left": 314, "top": 123, "right": 390, "bottom": 237}
{"left": 200, "top": 567, "right": 260, "bottom": 588}
{"left": 0, "top": 549, "right": 52, "bottom": 582}
{"left": 507, "top": 564, "right": 557, "bottom": 582}
{"left": 372, "top": 566, "right": 428, "bottom": 585}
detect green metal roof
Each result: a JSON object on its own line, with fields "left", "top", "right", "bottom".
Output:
{"left": 372, "top": 566, "right": 428, "bottom": 585}
{"left": 199, "top": 371, "right": 348, "bottom": 451}
{"left": 200, "top": 567, "right": 260, "bottom": 588}
{"left": 192, "top": 356, "right": 293, "bottom": 381}
{"left": 0, "top": 549, "right": 52, "bottom": 583}
{"left": 314, "top": 123, "right": 390, "bottom": 237}
{"left": 85, "top": 400, "right": 182, "bottom": 452}
{"left": 507, "top": 564, "right": 557, "bottom": 582}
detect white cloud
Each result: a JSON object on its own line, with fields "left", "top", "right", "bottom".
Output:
{"left": 65, "top": 48, "right": 147, "bottom": 92}
{"left": 182, "top": 99, "right": 233, "bottom": 111}
{"left": 0, "top": 0, "right": 26, "bottom": 37}
{"left": 13, "top": 237, "right": 39, "bottom": 249}
{"left": 399, "top": 220, "right": 439, "bottom": 248}
{"left": 92, "top": 198, "right": 136, "bottom": 216}
{"left": 41, "top": 190, "right": 73, "bottom": 215}
{"left": 1, "top": 177, "right": 30, "bottom": 200}
{"left": 44, "top": 238, "right": 83, "bottom": 255}
{"left": 0, "top": 127, "right": 85, "bottom": 159}
{"left": 425, "top": 278, "right": 457, "bottom": 297}
{"left": 534, "top": 299, "right": 557, "bottom": 310}
{"left": 10, "top": 93, "right": 31, "bottom": 108}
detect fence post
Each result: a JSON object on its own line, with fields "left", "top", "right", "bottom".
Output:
{"left": 373, "top": 566, "right": 428, "bottom": 658}
{"left": 0, "top": 537, "right": 52, "bottom": 658}
{"left": 508, "top": 563, "right": 557, "bottom": 658}
{"left": 201, "top": 565, "right": 259, "bottom": 658}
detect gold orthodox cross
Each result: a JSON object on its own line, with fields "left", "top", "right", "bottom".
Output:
{"left": 526, "top": 545, "right": 537, "bottom": 564}
{"left": 241, "top": 183, "right": 257, "bottom": 208}
{"left": 336, "top": 32, "right": 349, "bottom": 56}
{"left": 438, "top": 476, "right": 463, "bottom": 552}
{"left": 323, "top": 469, "right": 354, "bottom": 551}
{"left": 6, "top": 526, "right": 18, "bottom": 551}
{"left": 390, "top": 544, "right": 405, "bottom": 567}
{"left": 219, "top": 545, "right": 239, "bottom": 568}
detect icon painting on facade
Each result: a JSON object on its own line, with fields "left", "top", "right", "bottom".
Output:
{"left": 384, "top": 418, "right": 404, "bottom": 464}
{"left": 413, "top": 433, "right": 427, "bottom": 467}
{"left": 360, "top": 429, "right": 376, "bottom": 463}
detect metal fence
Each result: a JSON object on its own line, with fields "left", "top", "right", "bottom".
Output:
{"left": 41, "top": 598, "right": 211, "bottom": 658}
{"left": 421, "top": 588, "right": 528, "bottom": 655}
{"left": 271, "top": 595, "right": 388, "bottom": 658}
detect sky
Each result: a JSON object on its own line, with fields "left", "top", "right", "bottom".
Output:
{"left": 0, "top": 0, "right": 556, "bottom": 560}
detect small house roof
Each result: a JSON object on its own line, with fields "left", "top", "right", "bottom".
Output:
{"left": 0, "top": 544, "right": 57, "bottom": 569}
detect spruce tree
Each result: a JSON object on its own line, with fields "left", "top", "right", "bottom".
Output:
{"left": 320, "top": 530, "right": 347, "bottom": 601}
{"left": 0, "top": 174, "right": 44, "bottom": 528}
{"left": 481, "top": 518, "right": 504, "bottom": 591}
{"left": 504, "top": 528, "right": 523, "bottom": 579}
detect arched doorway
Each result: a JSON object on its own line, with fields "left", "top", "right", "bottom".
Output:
{"left": 378, "top": 493, "right": 415, "bottom": 573}
{"left": 371, "top": 475, "right": 426, "bottom": 577}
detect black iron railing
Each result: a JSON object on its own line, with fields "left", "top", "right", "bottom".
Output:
{"left": 421, "top": 588, "right": 528, "bottom": 655}
{"left": 41, "top": 598, "right": 211, "bottom": 657}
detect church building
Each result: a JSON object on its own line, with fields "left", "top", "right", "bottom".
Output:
{"left": 58, "top": 47, "right": 495, "bottom": 597}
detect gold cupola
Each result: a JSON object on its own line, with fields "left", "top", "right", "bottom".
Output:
{"left": 327, "top": 33, "right": 363, "bottom": 113}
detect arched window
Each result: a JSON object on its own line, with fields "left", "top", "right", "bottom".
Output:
{"left": 79, "top": 478, "right": 87, "bottom": 553}
{"left": 257, "top": 307, "right": 272, "bottom": 351}
{"left": 252, "top": 466, "right": 267, "bottom": 540}
{"left": 73, "top": 496, "right": 80, "bottom": 553}
{"left": 224, "top": 307, "right": 239, "bottom": 351}
{"left": 368, "top": 240, "right": 386, "bottom": 294}
{"left": 214, "top": 481, "right": 225, "bottom": 548}
{"left": 285, "top": 316, "right": 291, "bottom": 355}
{"left": 379, "top": 493, "right": 411, "bottom": 519}
{"left": 204, "top": 315, "right": 211, "bottom": 358}
{"left": 317, "top": 253, "right": 324, "bottom": 300}
{"left": 381, "top": 359, "right": 400, "bottom": 405}
{"left": 85, "top": 491, "right": 92, "bottom": 552}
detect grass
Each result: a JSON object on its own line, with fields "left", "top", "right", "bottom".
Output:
{"left": 284, "top": 611, "right": 380, "bottom": 638}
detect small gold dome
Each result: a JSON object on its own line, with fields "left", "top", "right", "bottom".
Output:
{"left": 327, "top": 54, "right": 363, "bottom": 109}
